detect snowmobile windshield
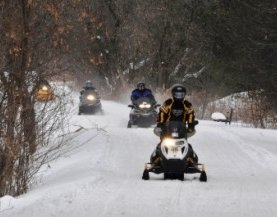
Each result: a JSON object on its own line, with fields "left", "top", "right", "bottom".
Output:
{"left": 161, "top": 121, "right": 187, "bottom": 139}
{"left": 81, "top": 90, "right": 99, "bottom": 102}
{"left": 84, "top": 86, "right": 96, "bottom": 91}
{"left": 133, "top": 97, "right": 155, "bottom": 107}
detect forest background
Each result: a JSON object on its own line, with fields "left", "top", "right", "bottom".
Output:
{"left": 0, "top": 0, "right": 276, "bottom": 196}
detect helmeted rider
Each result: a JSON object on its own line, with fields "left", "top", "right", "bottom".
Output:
{"left": 131, "top": 82, "right": 156, "bottom": 103}
{"left": 80, "top": 80, "right": 98, "bottom": 95}
{"left": 150, "top": 84, "right": 198, "bottom": 166}
{"left": 83, "top": 80, "right": 96, "bottom": 91}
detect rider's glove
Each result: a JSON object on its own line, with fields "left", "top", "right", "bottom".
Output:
{"left": 187, "top": 123, "right": 195, "bottom": 133}
{"left": 154, "top": 124, "right": 163, "bottom": 136}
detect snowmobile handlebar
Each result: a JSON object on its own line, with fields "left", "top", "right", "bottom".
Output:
{"left": 154, "top": 120, "right": 199, "bottom": 138}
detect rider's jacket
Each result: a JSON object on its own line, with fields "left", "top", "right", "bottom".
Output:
{"left": 157, "top": 98, "right": 194, "bottom": 127}
{"left": 131, "top": 88, "right": 155, "bottom": 102}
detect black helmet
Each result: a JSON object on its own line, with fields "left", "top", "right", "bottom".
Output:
{"left": 171, "top": 84, "right": 186, "bottom": 100}
{"left": 137, "top": 82, "right": 145, "bottom": 91}
{"left": 85, "top": 80, "right": 93, "bottom": 87}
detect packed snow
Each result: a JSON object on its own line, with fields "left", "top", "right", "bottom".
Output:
{"left": 1, "top": 95, "right": 277, "bottom": 217}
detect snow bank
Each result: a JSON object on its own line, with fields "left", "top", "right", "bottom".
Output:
{"left": 211, "top": 112, "right": 227, "bottom": 121}
{"left": 0, "top": 195, "right": 16, "bottom": 212}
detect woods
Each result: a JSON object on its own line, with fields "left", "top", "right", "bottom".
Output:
{"left": 0, "top": 0, "right": 277, "bottom": 196}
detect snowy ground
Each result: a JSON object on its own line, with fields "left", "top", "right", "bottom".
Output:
{"left": 1, "top": 98, "right": 277, "bottom": 217}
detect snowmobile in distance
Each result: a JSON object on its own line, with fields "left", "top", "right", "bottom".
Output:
{"left": 78, "top": 89, "right": 103, "bottom": 115}
{"left": 34, "top": 80, "right": 55, "bottom": 102}
{"left": 142, "top": 121, "right": 207, "bottom": 181}
{"left": 127, "top": 97, "right": 160, "bottom": 128}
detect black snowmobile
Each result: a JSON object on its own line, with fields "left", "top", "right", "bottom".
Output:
{"left": 142, "top": 121, "right": 207, "bottom": 181}
{"left": 127, "top": 97, "right": 160, "bottom": 128}
{"left": 78, "top": 89, "right": 103, "bottom": 115}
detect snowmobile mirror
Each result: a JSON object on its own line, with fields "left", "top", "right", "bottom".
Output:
{"left": 153, "top": 127, "right": 162, "bottom": 136}
{"left": 187, "top": 130, "right": 196, "bottom": 138}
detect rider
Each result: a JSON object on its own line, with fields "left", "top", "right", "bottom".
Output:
{"left": 80, "top": 80, "right": 99, "bottom": 96}
{"left": 81, "top": 80, "right": 96, "bottom": 93}
{"left": 131, "top": 82, "right": 156, "bottom": 103}
{"left": 150, "top": 84, "right": 198, "bottom": 166}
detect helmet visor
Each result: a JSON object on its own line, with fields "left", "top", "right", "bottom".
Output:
{"left": 173, "top": 92, "right": 185, "bottom": 99}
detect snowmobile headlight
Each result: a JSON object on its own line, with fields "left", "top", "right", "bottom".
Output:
{"left": 163, "top": 138, "right": 176, "bottom": 147}
{"left": 41, "top": 85, "right": 48, "bottom": 91}
{"left": 139, "top": 102, "right": 151, "bottom": 109}
{"left": 87, "top": 94, "right": 95, "bottom": 101}
{"left": 163, "top": 138, "right": 181, "bottom": 153}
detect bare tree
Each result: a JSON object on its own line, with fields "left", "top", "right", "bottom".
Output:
{"left": 0, "top": 0, "right": 73, "bottom": 196}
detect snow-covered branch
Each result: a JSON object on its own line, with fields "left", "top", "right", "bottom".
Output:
{"left": 183, "top": 66, "right": 206, "bottom": 81}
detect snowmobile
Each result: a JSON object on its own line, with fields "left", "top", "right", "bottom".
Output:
{"left": 142, "top": 121, "right": 207, "bottom": 181}
{"left": 78, "top": 89, "right": 103, "bottom": 115}
{"left": 34, "top": 80, "right": 55, "bottom": 102}
{"left": 127, "top": 97, "right": 160, "bottom": 128}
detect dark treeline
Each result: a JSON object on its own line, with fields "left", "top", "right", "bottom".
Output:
{"left": 1, "top": 0, "right": 276, "bottom": 98}
{"left": 0, "top": 0, "right": 276, "bottom": 196}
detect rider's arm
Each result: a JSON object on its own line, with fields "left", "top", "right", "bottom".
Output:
{"left": 184, "top": 100, "right": 195, "bottom": 128}
{"left": 143, "top": 89, "right": 153, "bottom": 97}
{"left": 147, "top": 90, "right": 157, "bottom": 103}
{"left": 157, "top": 99, "right": 173, "bottom": 126}
{"left": 131, "top": 90, "right": 138, "bottom": 102}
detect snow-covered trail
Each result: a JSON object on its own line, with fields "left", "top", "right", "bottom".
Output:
{"left": 2, "top": 100, "right": 277, "bottom": 217}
